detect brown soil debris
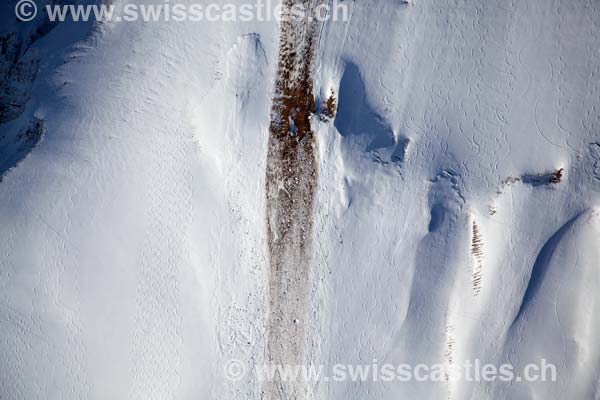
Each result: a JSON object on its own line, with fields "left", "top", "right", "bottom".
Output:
{"left": 264, "top": 1, "right": 321, "bottom": 399}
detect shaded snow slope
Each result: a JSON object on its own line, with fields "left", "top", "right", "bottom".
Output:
{"left": 0, "top": 0, "right": 100, "bottom": 178}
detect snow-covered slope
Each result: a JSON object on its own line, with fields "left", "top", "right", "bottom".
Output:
{"left": 312, "top": 1, "right": 600, "bottom": 399}
{"left": 0, "top": 0, "right": 97, "bottom": 177}
{"left": 1, "top": 0, "right": 599, "bottom": 399}
{"left": 0, "top": 3, "right": 277, "bottom": 398}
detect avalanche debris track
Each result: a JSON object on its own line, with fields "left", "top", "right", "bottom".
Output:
{"left": 265, "top": 0, "right": 321, "bottom": 398}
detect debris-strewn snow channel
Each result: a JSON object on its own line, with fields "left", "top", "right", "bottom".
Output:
{"left": 0, "top": 0, "right": 599, "bottom": 399}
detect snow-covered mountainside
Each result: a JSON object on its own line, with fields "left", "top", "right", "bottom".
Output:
{"left": 0, "top": 0, "right": 91, "bottom": 178}
{"left": 1, "top": 0, "right": 599, "bottom": 399}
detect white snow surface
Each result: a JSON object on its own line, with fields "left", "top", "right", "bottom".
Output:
{"left": 1, "top": 0, "right": 600, "bottom": 399}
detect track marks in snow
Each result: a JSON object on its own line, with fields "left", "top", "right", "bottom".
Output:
{"left": 129, "top": 119, "right": 192, "bottom": 400}
{"left": 0, "top": 228, "right": 32, "bottom": 399}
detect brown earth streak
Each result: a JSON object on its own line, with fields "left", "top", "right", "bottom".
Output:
{"left": 265, "top": 0, "right": 321, "bottom": 398}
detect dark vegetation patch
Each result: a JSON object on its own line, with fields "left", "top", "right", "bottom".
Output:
{"left": 496, "top": 176, "right": 521, "bottom": 194}
{"left": 317, "top": 89, "right": 337, "bottom": 121}
{"left": 471, "top": 221, "right": 484, "bottom": 296}
{"left": 444, "top": 323, "right": 455, "bottom": 368}
{"left": 521, "top": 168, "right": 563, "bottom": 187}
